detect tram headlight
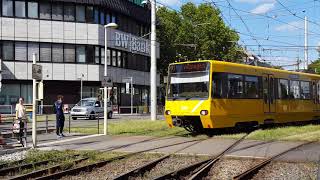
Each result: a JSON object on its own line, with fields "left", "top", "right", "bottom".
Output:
{"left": 165, "top": 110, "right": 171, "bottom": 115}
{"left": 200, "top": 110, "right": 208, "bottom": 116}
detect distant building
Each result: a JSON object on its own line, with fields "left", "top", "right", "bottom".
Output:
{"left": 0, "top": 0, "right": 160, "bottom": 113}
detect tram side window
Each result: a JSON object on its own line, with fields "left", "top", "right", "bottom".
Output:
{"left": 300, "top": 81, "right": 311, "bottom": 99}
{"left": 244, "top": 76, "right": 259, "bottom": 98}
{"left": 227, "top": 74, "right": 243, "bottom": 98}
{"left": 290, "top": 80, "right": 300, "bottom": 99}
{"left": 278, "top": 79, "right": 289, "bottom": 99}
{"left": 212, "top": 73, "right": 225, "bottom": 98}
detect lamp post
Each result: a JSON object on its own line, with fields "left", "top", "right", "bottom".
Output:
{"left": 78, "top": 73, "right": 84, "bottom": 105}
{"left": 142, "top": 0, "right": 157, "bottom": 121}
{"left": 104, "top": 23, "right": 118, "bottom": 135}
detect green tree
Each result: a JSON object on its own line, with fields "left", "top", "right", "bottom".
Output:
{"left": 156, "top": 3, "right": 243, "bottom": 76}
{"left": 308, "top": 59, "right": 320, "bottom": 74}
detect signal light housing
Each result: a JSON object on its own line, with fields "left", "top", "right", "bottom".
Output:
{"left": 200, "top": 110, "right": 208, "bottom": 116}
{"left": 165, "top": 110, "right": 171, "bottom": 115}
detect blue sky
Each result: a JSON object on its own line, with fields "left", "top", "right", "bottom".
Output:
{"left": 158, "top": 0, "right": 320, "bottom": 70}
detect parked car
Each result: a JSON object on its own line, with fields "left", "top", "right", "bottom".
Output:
{"left": 70, "top": 98, "right": 113, "bottom": 120}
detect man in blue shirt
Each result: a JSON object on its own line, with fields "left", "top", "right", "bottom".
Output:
{"left": 53, "top": 95, "right": 65, "bottom": 138}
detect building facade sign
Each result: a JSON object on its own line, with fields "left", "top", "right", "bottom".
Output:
{"left": 108, "top": 29, "right": 160, "bottom": 58}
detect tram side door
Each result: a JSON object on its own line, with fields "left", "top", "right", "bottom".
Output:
{"left": 263, "top": 74, "right": 276, "bottom": 113}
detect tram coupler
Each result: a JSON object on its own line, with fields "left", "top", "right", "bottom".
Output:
{"left": 172, "top": 117, "right": 182, "bottom": 127}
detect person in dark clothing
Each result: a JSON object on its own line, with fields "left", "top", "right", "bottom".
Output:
{"left": 53, "top": 95, "right": 65, "bottom": 138}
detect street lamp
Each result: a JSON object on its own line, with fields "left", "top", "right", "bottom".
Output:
{"left": 104, "top": 23, "right": 118, "bottom": 136}
{"left": 142, "top": 0, "right": 157, "bottom": 121}
{"left": 77, "top": 73, "right": 84, "bottom": 105}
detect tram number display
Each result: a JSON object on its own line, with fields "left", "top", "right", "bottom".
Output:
{"left": 169, "top": 62, "right": 209, "bottom": 73}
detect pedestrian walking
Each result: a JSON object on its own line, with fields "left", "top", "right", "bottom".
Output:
{"left": 14, "top": 97, "right": 26, "bottom": 144}
{"left": 53, "top": 95, "right": 65, "bottom": 139}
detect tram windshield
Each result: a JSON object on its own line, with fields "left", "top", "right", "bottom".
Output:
{"left": 167, "top": 62, "right": 210, "bottom": 100}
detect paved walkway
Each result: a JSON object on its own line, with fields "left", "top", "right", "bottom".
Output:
{"left": 31, "top": 133, "right": 320, "bottom": 163}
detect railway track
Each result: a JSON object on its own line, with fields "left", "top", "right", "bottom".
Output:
{"left": 1, "top": 138, "right": 203, "bottom": 180}
{"left": 152, "top": 132, "right": 252, "bottom": 180}
{"left": 232, "top": 141, "right": 314, "bottom": 180}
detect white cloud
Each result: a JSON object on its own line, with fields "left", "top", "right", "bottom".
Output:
{"left": 235, "top": 0, "right": 275, "bottom": 3}
{"left": 275, "top": 21, "right": 303, "bottom": 32}
{"left": 158, "top": 0, "right": 182, "bottom": 7}
{"left": 250, "top": 3, "right": 275, "bottom": 14}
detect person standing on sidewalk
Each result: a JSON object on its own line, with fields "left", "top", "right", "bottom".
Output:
{"left": 15, "top": 97, "right": 26, "bottom": 144}
{"left": 53, "top": 95, "right": 65, "bottom": 139}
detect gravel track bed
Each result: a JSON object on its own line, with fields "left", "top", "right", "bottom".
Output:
{"left": 61, "top": 153, "right": 163, "bottom": 180}
{"left": 134, "top": 155, "right": 207, "bottom": 180}
{"left": 206, "top": 158, "right": 264, "bottom": 180}
{"left": 252, "top": 161, "right": 318, "bottom": 180}
{"left": 0, "top": 150, "right": 27, "bottom": 162}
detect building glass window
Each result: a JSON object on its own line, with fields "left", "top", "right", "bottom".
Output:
{"left": 76, "top": 45, "right": 86, "bottom": 63}
{"left": 86, "top": 6, "right": 94, "bottom": 23}
{"left": 40, "top": 43, "right": 51, "bottom": 62}
{"left": 117, "top": 51, "right": 122, "bottom": 67}
{"left": 227, "top": 74, "right": 243, "bottom": 98}
{"left": 278, "top": 79, "right": 289, "bottom": 99}
{"left": 64, "top": 4, "right": 75, "bottom": 21}
{"left": 107, "top": 49, "right": 111, "bottom": 65}
{"left": 52, "top": 4, "right": 63, "bottom": 20}
{"left": 112, "top": 50, "right": 117, "bottom": 67}
{"left": 15, "top": 0, "right": 26, "bottom": 18}
{"left": 106, "top": 13, "right": 111, "bottom": 24}
{"left": 27, "top": 42, "right": 39, "bottom": 61}
{"left": 52, "top": 44, "right": 63, "bottom": 62}
{"left": 112, "top": 14, "right": 116, "bottom": 23}
{"left": 64, "top": 44, "right": 75, "bottom": 63}
{"left": 76, "top": 5, "right": 85, "bottom": 22}
{"left": 39, "top": 2, "right": 51, "bottom": 19}
{"left": 15, "top": 42, "right": 27, "bottom": 61}
{"left": 100, "top": 11, "right": 105, "bottom": 24}
{"left": 301, "top": 81, "right": 311, "bottom": 99}
{"left": 2, "top": 0, "right": 13, "bottom": 16}
{"left": 244, "top": 76, "right": 259, "bottom": 98}
{"left": 122, "top": 52, "right": 127, "bottom": 68}
{"left": 86, "top": 45, "right": 94, "bottom": 64}
{"left": 27, "top": 1, "right": 38, "bottom": 18}
{"left": 101, "top": 48, "right": 105, "bottom": 65}
{"left": 95, "top": 47, "right": 100, "bottom": 64}
{"left": 290, "top": 80, "right": 300, "bottom": 99}
{"left": 94, "top": 8, "right": 99, "bottom": 24}
{"left": 3, "top": 41, "right": 14, "bottom": 60}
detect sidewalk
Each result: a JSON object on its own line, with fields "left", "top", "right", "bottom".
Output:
{"left": 34, "top": 133, "right": 320, "bottom": 163}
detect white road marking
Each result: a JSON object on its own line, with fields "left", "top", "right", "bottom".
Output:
{"left": 191, "top": 100, "right": 204, "bottom": 113}
{"left": 37, "top": 134, "right": 104, "bottom": 147}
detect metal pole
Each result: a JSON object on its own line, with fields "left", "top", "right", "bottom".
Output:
{"left": 304, "top": 16, "right": 308, "bottom": 70}
{"left": 68, "top": 113, "right": 71, "bottom": 134}
{"left": 131, "top": 77, "right": 133, "bottom": 115}
{"left": 80, "top": 75, "right": 83, "bottom": 103}
{"left": 104, "top": 26, "right": 108, "bottom": 135}
{"left": 45, "top": 115, "right": 48, "bottom": 134}
{"left": 32, "top": 53, "right": 37, "bottom": 148}
{"left": 150, "top": 0, "right": 157, "bottom": 121}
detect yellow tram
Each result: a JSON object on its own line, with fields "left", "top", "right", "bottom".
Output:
{"left": 164, "top": 60, "right": 320, "bottom": 133}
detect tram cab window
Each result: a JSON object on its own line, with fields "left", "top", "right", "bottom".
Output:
{"left": 227, "top": 74, "right": 243, "bottom": 98}
{"left": 290, "top": 80, "right": 300, "bottom": 99}
{"left": 212, "top": 73, "right": 225, "bottom": 98}
{"left": 278, "top": 79, "right": 289, "bottom": 99}
{"left": 301, "top": 81, "right": 311, "bottom": 99}
{"left": 244, "top": 76, "right": 259, "bottom": 98}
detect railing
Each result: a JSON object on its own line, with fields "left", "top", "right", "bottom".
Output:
{"left": 117, "top": 105, "right": 164, "bottom": 115}
{"left": 0, "top": 105, "right": 14, "bottom": 115}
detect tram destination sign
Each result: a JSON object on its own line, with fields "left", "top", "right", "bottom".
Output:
{"left": 169, "top": 62, "right": 210, "bottom": 73}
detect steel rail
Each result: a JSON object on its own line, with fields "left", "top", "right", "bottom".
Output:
{"left": 113, "top": 140, "right": 204, "bottom": 180}
{"left": 28, "top": 139, "right": 202, "bottom": 180}
{"left": 154, "top": 132, "right": 255, "bottom": 180}
{"left": 8, "top": 157, "right": 88, "bottom": 180}
{"left": 233, "top": 141, "right": 314, "bottom": 180}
